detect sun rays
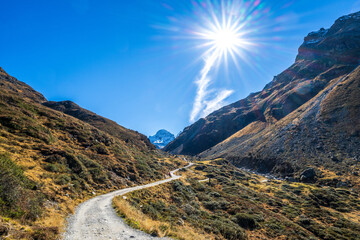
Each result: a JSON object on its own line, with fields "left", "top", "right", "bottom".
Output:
{"left": 152, "top": 0, "right": 288, "bottom": 123}
{"left": 189, "top": 0, "right": 258, "bottom": 122}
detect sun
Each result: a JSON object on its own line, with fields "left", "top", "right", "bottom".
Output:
{"left": 195, "top": 10, "right": 250, "bottom": 64}
{"left": 208, "top": 27, "right": 242, "bottom": 52}
{"left": 172, "top": 0, "right": 267, "bottom": 122}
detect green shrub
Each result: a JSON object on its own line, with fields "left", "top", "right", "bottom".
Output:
{"left": 65, "top": 154, "right": 89, "bottom": 178}
{"left": 212, "top": 219, "right": 247, "bottom": 240}
{"left": 91, "top": 144, "right": 109, "bottom": 155}
{"left": 142, "top": 204, "right": 159, "bottom": 219}
{"left": 55, "top": 174, "right": 71, "bottom": 185}
{"left": 31, "top": 226, "right": 59, "bottom": 240}
{"left": 233, "top": 213, "right": 258, "bottom": 230}
{"left": 203, "top": 201, "right": 220, "bottom": 210}
{"left": 43, "top": 163, "right": 60, "bottom": 172}
{"left": 77, "top": 155, "right": 108, "bottom": 183}
{"left": 45, "top": 154, "right": 66, "bottom": 164}
{"left": 203, "top": 200, "right": 229, "bottom": 211}
{"left": 0, "top": 154, "right": 44, "bottom": 221}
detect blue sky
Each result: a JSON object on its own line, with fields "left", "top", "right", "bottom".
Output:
{"left": 1, "top": 0, "right": 359, "bottom": 136}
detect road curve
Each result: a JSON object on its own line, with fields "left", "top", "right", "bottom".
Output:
{"left": 63, "top": 163, "right": 193, "bottom": 240}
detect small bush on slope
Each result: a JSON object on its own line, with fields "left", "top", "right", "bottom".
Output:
{"left": 0, "top": 153, "right": 43, "bottom": 221}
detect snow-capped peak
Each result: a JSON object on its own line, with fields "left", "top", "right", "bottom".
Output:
{"left": 149, "top": 129, "right": 175, "bottom": 149}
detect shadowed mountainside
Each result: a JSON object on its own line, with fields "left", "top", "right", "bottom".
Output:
{"left": 165, "top": 12, "right": 360, "bottom": 174}
{"left": 201, "top": 65, "right": 360, "bottom": 182}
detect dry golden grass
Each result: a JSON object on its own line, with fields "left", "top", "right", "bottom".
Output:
{"left": 0, "top": 66, "right": 190, "bottom": 239}
{"left": 0, "top": 125, "right": 186, "bottom": 239}
{"left": 222, "top": 121, "right": 267, "bottom": 143}
{"left": 342, "top": 210, "right": 360, "bottom": 223}
{"left": 113, "top": 197, "right": 216, "bottom": 240}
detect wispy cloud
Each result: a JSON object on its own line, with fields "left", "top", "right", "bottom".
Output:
{"left": 189, "top": 51, "right": 234, "bottom": 123}
{"left": 202, "top": 89, "right": 233, "bottom": 118}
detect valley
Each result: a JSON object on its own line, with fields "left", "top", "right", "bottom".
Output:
{"left": 112, "top": 11, "right": 360, "bottom": 240}
{"left": 0, "top": 66, "right": 187, "bottom": 239}
{"left": 64, "top": 163, "right": 192, "bottom": 240}
{"left": 0, "top": 5, "right": 359, "bottom": 240}
{"left": 166, "top": 11, "right": 360, "bottom": 186}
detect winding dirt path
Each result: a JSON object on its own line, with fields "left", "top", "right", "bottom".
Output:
{"left": 63, "top": 163, "right": 193, "bottom": 240}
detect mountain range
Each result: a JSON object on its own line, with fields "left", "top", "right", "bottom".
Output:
{"left": 165, "top": 11, "right": 360, "bottom": 184}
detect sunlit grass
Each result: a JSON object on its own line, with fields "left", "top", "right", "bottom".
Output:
{"left": 113, "top": 197, "right": 214, "bottom": 240}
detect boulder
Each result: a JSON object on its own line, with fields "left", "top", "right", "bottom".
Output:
{"left": 300, "top": 168, "right": 317, "bottom": 182}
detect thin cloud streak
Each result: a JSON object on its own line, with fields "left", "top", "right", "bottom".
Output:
{"left": 202, "top": 89, "right": 234, "bottom": 118}
{"left": 188, "top": 0, "right": 268, "bottom": 123}
{"left": 190, "top": 50, "right": 234, "bottom": 123}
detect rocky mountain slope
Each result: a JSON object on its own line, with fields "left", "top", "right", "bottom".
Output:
{"left": 0, "top": 67, "right": 185, "bottom": 239}
{"left": 149, "top": 129, "right": 175, "bottom": 149}
{"left": 202, "top": 65, "right": 360, "bottom": 182}
{"left": 165, "top": 12, "right": 360, "bottom": 180}
{"left": 165, "top": 11, "right": 360, "bottom": 156}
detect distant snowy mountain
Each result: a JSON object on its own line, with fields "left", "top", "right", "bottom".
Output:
{"left": 149, "top": 129, "right": 175, "bottom": 149}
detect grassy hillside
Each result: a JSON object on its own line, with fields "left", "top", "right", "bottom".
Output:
{"left": 43, "top": 100, "right": 155, "bottom": 151}
{"left": 114, "top": 160, "right": 360, "bottom": 240}
{"left": 0, "top": 67, "right": 186, "bottom": 239}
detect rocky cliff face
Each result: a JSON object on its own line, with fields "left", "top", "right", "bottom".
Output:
{"left": 165, "top": 11, "right": 360, "bottom": 159}
{"left": 149, "top": 129, "right": 175, "bottom": 149}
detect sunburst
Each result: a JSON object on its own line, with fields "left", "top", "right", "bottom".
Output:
{"left": 197, "top": 18, "right": 248, "bottom": 63}
{"left": 192, "top": 1, "right": 256, "bottom": 69}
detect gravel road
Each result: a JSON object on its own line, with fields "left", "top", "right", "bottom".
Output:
{"left": 63, "top": 163, "right": 193, "bottom": 240}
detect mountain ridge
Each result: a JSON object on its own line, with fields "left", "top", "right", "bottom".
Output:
{"left": 43, "top": 100, "right": 155, "bottom": 151}
{"left": 201, "top": 65, "right": 360, "bottom": 182}
{"left": 164, "top": 11, "right": 360, "bottom": 160}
